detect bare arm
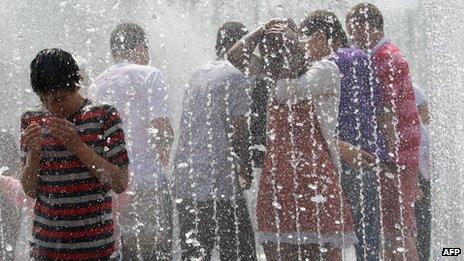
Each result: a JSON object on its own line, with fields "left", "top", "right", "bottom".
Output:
{"left": 418, "top": 102, "right": 430, "bottom": 125}
{"left": 338, "top": 140, "right": 376, "bottom": 170}
{"left": 151, "top": 117, "right": 174, "bottom": 170}
{"left": 227, "top": 26, "right": 265, "bottom": 75}
{"left": 230, "top": 116, "right": 253, "bottom": 189}
{"left": 20, "top": 152, "right": 41, "bottom": 198}
{"left": 19, "top": 123, "right": 42, "bottom": 198}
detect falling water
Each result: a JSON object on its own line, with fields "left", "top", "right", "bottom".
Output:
{"left": 0, "top": 0, "right": 463, "bottom": 260}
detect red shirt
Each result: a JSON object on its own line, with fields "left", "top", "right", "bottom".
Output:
{"left": 371, "top": 40, "right": 421, "bottom": 169}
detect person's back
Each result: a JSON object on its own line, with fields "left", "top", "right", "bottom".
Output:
{"left": 93, "top": 63, "right": 169, "bottom": 189}
{"left": 89, "top": 22, "right": 174, "bottom": 260}
{"left": 335, "top": 47, "right": 387, "bottom": 260}
{"left": 174, "top": 60, "right": 250, "bottom": 199}
{"left": 372, "top": 41, "right": 421, "bottom": 169}
{"left": 336, "top": 47, "right": 387, "bottom": 159}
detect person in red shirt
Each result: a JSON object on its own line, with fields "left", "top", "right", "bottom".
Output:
{"left": 347, "top": 3, "right": 421, "bottom": 260}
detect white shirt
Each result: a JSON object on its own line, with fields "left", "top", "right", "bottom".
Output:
{"left": 413, "top": 85, "right": 431, "bottom": 180}
{"left": 89, "top": 62, "right": 171, "bottom": 191}
{"left": 172, "top": 60, "right": 252, "bottom": 201}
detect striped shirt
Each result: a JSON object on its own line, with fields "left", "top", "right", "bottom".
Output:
{"left": 20, "top": 100, "right": 129, "bottom": 260}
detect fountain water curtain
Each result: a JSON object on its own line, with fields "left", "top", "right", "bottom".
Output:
{"left": 0, "top": 0, "right": 462, "bottom": 260}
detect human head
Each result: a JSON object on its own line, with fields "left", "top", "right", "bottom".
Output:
{"left": 110, "top": 23, "right": 149, "bottom": 65}
{"left": 216, "top": 22, "right": 248, "bottom": 58}
{"left": 346, "top": 3, "right": 384, "bottom": 51}
{"left": 30, "top": 48, "right": 82, "bottom": 116}
{"left": 300, "top": 10, "right": 348, "bottom": 62}
{"left": 258, "top": 20, "right": 304, "bottom": 79}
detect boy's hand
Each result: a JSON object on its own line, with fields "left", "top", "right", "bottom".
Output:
{"left": 238, "top": 167, "right": 253, "bottom": 190}
{"left": 49, "top": 118, "right": 83, "bottom": 152}
{"left": 21, "top": 123, "right": 43, "bottom": 154}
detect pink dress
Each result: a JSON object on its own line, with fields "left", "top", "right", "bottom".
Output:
{"left": 257, "top": 98, "right": 356, "bottom": 247}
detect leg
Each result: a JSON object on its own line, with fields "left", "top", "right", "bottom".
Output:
{"left": 361, "top": 171, "right": 381, "bottom": 261}
{"left": 121, "top": 233, "right": 140, "bottom": 260}
{"left": 415, "top": 177, "right": 431, "bottom": 261}
{"left": 120, "top": 193, "right": 143, "bottom": 260}
{"left": 138, "top": 189, "right": 173, "bottom": 260}
{"left": 340, "top": 165, "right": 366, "bottom": 260}
{"left": 263, "top": 242, "right": 300, "bottom": 261}
{"left": 235, "top": 195, "right": 258, "bottom": 260}
{"left": 178, "top": 200, "right": 215, "bottom": 260}
{"left": 217, "top": 196, "right": 257, "bottom": 261}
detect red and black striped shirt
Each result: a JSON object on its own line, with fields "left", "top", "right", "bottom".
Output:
{"left": 20, "top": 100, "right": 129, "bottom": 260}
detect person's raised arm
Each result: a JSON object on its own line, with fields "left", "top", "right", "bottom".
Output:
{"left": 275, "top": 60, "right": 340, "bottom": 102}
{"left": 227, "top": 26, "right": 265, "bottom": 75}
{"left": 227, "top": 19, "right": 285, "bottom": 77}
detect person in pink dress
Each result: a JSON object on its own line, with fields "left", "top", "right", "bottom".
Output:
{"left": 228, "top": 11, "right": 369, "bottom": 260}
{"left": 347, "top": 3, "right": 422, "bottom": 260}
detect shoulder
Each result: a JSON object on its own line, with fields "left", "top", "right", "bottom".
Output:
{"left": 83, "top": 100, "right": 119, "bottom": 118}
{"left": 335, "top": 48, "right": 369, "bottom": 69}
{"left": 316, "top": 58, "right": 341, "bottom": 75}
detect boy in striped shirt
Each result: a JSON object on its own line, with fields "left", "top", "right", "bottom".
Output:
{"left": 20, "top": 48, "right": 129, "bottom": 260}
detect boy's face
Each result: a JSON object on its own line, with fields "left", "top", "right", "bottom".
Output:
{"left": 38, "top": 90, "right": 77, "bottom": 117}
{"left": 302, "top": 31, "right": 330, "bottom": 62}
{"left": 347, "top": 19, "right": 371, "bottom": 50}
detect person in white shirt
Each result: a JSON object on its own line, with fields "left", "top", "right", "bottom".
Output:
{"left": 413, "top": 85, "right": 431, "bottom": 261}
{"left": 89, "top": 23, "right": 174, "bottom": 260}
{"left": 172, "top": 22, "right": 257, "bottom": 261}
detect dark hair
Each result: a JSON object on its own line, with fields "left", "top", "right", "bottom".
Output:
{"left": 216, "top": 22, "right": 248, "bottom": 57}
{"left": 110, "top": 23, "right": 148, "bottom": 58}
{"left": 300, "top": 10, "right": 349, "bottom": 50}
{"left": 30, "top": 48, "right": 80, "bottom": 94}
{"left": 347, "top": 3, "right": 384, "bottom": 32}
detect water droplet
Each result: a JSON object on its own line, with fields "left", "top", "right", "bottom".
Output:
{"left": 5, "top": 244, "right": 12, "bottom": 252}
{"left": 311, "top": 195, "right": 327, "bottom": 203}
{"left": 272, "top": 201, "right": 282, "bottom": 209}
{"left": 308, "top": 183, "right": 317, "bottom": 190}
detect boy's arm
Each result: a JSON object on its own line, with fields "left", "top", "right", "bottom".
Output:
{"left": 151, "top": 117, "right": 174, "bottom": 170}
{"left": 20, "top": 152, "right": 41, "bottom": 198}
{"left": 227, "top": 20, "right": 284, "bottom": 77}
{"left": 227, "top": 26, "right": 265, "bottom": 76}
{"left": 147, "top": 72, "right": 173, "bottom": 171}
{"left": 50, "top": 114, "right": 129, "bottom": 194}
{"left": 19, "top": 123, "right": 42, "bottom": 198}
{"left": 230, "top": 116, "right": 253, "bottom": 189}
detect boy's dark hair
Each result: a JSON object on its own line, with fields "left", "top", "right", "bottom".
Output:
{"left": 300, "top": 10, "right": 349, "bottom": 49}
{"left": 347, "top": 3, "right": 384, "bottom": 32}
{"left": 30, "top": 48, "right": 80, "bottom": 94}
{"left": 216, "top": 22, "right": 248, "bottom": 58}
{"left": 110, "top": 23, "right": 148, "bottom": 58}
